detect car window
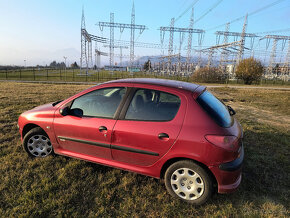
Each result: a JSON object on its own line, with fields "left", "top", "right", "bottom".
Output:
{"left": 196, "top": 91, "right": 232, "bottom": 127}
{"left": 71, "top": 87, "right": 125, "bottom": 118}
{"left": 125, "top": 89, "right": 181, "bottom": 121}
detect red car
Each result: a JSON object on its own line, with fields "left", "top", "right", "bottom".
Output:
{"left": 18, "top": 78, "right": 243, "bottom": 205}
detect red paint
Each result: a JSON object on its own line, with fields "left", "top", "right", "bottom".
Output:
{"left": 18, "top": 78, "right": 243, "bottom": 194}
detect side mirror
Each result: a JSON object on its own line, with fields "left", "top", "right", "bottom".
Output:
{"left": 70, "top": 108, "right": 83, "bottom": 117}
{"left": 60, "top": 106, "right": 70, "bottom": 116}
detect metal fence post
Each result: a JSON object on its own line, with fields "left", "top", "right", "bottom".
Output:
{"left": 60, "top": 68, "right": 62, "bottom": 80}
{"left": 46, "top": 69, "right": 48, "bottom": 80}
{"left": 6, "top": 69, "right": 8, "bottom": 79}
{"left": 19, "top": 68, "right": 22, "bottom": 79}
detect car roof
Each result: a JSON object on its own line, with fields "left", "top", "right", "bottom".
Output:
{"left": 103, "top": 78, "right": 203, "bottom": 93}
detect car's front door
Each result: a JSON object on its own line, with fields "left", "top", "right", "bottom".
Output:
{"left": 53, "top": 87, "right": 126, "bottom": 159}
{"left": 111, "top": 87, "right": 186, "bottom": 166}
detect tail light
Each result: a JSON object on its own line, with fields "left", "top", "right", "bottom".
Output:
{"left": 205, "top": 135, "right": 238, "bottom": 151}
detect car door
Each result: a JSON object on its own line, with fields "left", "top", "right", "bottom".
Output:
{"left": 111, "top": 86, "right": 186, "bottom": 166}
{"left": 53, "top": 87, "right": 126, "bottom": 159}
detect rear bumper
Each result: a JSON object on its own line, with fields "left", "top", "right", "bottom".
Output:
{"left": 219, "top": 145, "right": 244, "bottom": 171}
{"left": 210, "top": 145, "right": 244, "bottom": 193}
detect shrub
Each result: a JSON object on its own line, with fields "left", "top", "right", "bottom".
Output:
{"left": 191, "top": 67, "right": 226, "bottom": 83}
{"left": 235, "top": 57, "right": 264, "bottom": 85}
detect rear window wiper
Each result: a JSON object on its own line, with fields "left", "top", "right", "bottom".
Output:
{"left": 227, "top": 105, "right": 236, "bottom": 116}
{"left": 52, "top": 100, "right": 63, "bottom": 107}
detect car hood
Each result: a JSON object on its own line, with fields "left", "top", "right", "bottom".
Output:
{"left": 20, "top": 103, "right": 56, "bottom": 120}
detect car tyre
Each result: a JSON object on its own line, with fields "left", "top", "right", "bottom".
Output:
{"left": 164, "top": 160, "right": 212, "bottom": 205}
{"left": 23, "top": 127, "right": 53, "bottom": 158}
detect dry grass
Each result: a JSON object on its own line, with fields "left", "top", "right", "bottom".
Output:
{"left": 0, "top": 81, "right": 289, "bottom": 217}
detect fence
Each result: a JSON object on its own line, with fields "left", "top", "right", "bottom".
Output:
{"left": 0, "top": 67, "right": 289, "bottom": 85}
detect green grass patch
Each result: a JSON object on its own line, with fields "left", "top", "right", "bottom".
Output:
{"left": 0, "top": 82, "right": 289, "bottom": 216}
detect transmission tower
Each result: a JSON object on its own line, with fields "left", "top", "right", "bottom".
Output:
{"left": 167, "top": 18, "right": 175, "bottom": 74}
{"left": 130, "top": 2, "right": 135, "bottom": 68}
{"left": 80, "top": 8, "right": 88, "bottom": 73}
{"left": 159, "top": 22, "right": 204, "bottom": 74}
{"left": 219, "top": 22, "right": 230, "bottom": 71}
{"left": 283, "top": 40, "right": 290, "bottom": 80}
{"left": 187, "top": 8, "right": 194, "bottom": 72}
{"left": 260, "top": 35, "right": 290, "bottom": 76}
{"left": 236, "top": 14, "right": 248, "bottom": 66}
{"left": 178, "top": 32, "right": 185, "bottom": 73}
{"left": 98, "top": 3, "right": 146, "bottom": 70}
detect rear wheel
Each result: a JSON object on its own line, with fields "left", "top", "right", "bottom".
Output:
{"left": 23, "top": 127, "right": 53, "bottom": 158}
{"left": 164, "top": 160, "right": 212, "bottom": 205}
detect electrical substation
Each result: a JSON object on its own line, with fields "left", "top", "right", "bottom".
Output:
{"left": 80, "top": 1, "right": 290, "bottom": 81}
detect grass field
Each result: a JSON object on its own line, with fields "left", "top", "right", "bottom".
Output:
{"left": 0, "top": 81, "right": 289, "bottom": 217}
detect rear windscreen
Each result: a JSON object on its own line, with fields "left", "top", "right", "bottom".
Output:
{"left": 197, "top": 91, "right": 232, "bottom": 128}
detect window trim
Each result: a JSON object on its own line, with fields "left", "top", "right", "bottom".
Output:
{"left": 119, "top": 88, "right": 181, "bottom": 122}
{"left": 68, "top": 87, "right": 130, "bottom": 120}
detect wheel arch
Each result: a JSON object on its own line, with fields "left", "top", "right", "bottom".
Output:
{"left": 22, "top": 123, "right": 43, "bottom": 138}
{"left": 160, "top": 157, "right": 218, "bottom": 191}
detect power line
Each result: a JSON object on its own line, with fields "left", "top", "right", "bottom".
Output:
{"left": 254, "top": 28, "right": 290, "bottom": 35}
{"left": 194, "top": 0, "right": 224, "bottom": 24}
{"left": 175, "top": 0, "right": 199, "bottom": 22}
{"left": 206, "top": 0, "right": 287, "bottom": 31}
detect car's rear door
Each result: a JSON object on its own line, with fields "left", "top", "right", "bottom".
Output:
{"left": 111, "top": 85, "right": 187, "bottom": 166}
{"left": 53, "top": 87, "right": 126, "bottom": 159}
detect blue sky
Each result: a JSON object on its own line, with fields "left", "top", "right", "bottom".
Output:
{"left": 0, "top": 0, "right": 289, "bottom": 66}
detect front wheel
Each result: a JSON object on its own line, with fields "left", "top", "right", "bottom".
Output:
{"left": 164, "top": 160, "right": 213, "bottom": 205}
{"left": 23, "top": 127, "right": 53, "bottom": 158}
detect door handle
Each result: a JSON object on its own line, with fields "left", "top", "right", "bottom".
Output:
{"left": 158, "top": 133, "right": 169, "bottom": 140}
{"left": 99, "top": 126, "right": 107, "bottom": 132}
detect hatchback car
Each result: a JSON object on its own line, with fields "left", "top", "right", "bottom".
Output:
{"left": 18, "top": 78, "right": 243, "bottom": 205}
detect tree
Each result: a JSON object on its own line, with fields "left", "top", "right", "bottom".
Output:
{"left": 191, "top": 67, "right": 226, "bottom": 83}
{"left": 143, "top": 60, "right": 151, "bottom": 71}
{"left": 235, "top": 57, "right": 264, "bottom": 85}
{"left": 71, "top": 62, "right": 79, "bottom": 69}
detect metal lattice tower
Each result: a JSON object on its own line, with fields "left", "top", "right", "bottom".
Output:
{"left": 197, "top": 32, "right": 204, "bottom": 68}
{"left": 159, "top": 22, "right": 204, "bottom": 74}
{"left": 260, "top": 35, "right": 290, "bottom": 75}
{"left": 187, "top": 8, "right": 194, "bottom": 71}
{"left": 167, "top": 18, "right": 175, "bottom": 73}
{"left": 178, "top": 32, "right": 185, "bottom": 72}
{"left": 88, "top": 40, "right": 93, "bottom": 68}
{"left": 98, "top": 3, "right": 146, "bottom": 70}
{"left": 219, "top": 22, "right": 230, "bottom": 71}
{"left": 110, "top": 13, "right": 114, "bottom": 68}
{"left": 236, "top": 14, "right": 248, "bottom": 66}
{"left": 130, "top": 2, "right": 135, "bottom": 68}
{"left": 80, "top": 8, "right": 88, "bottom": 73}
{"left": 283, "top": 40, "right": 290, "bottom": 79}
{"left": 268, "top": 38, "right": 278, "bottom": 75}
{"left": 207, "top": 49, "right": 214, "bottom": 68}
{"left": 284, "top": 40, "right": 290, "bottom": 68}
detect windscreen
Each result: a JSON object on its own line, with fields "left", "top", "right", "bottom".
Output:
{"left": 197, "top": 91, "right": 232, "bottom": 128}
